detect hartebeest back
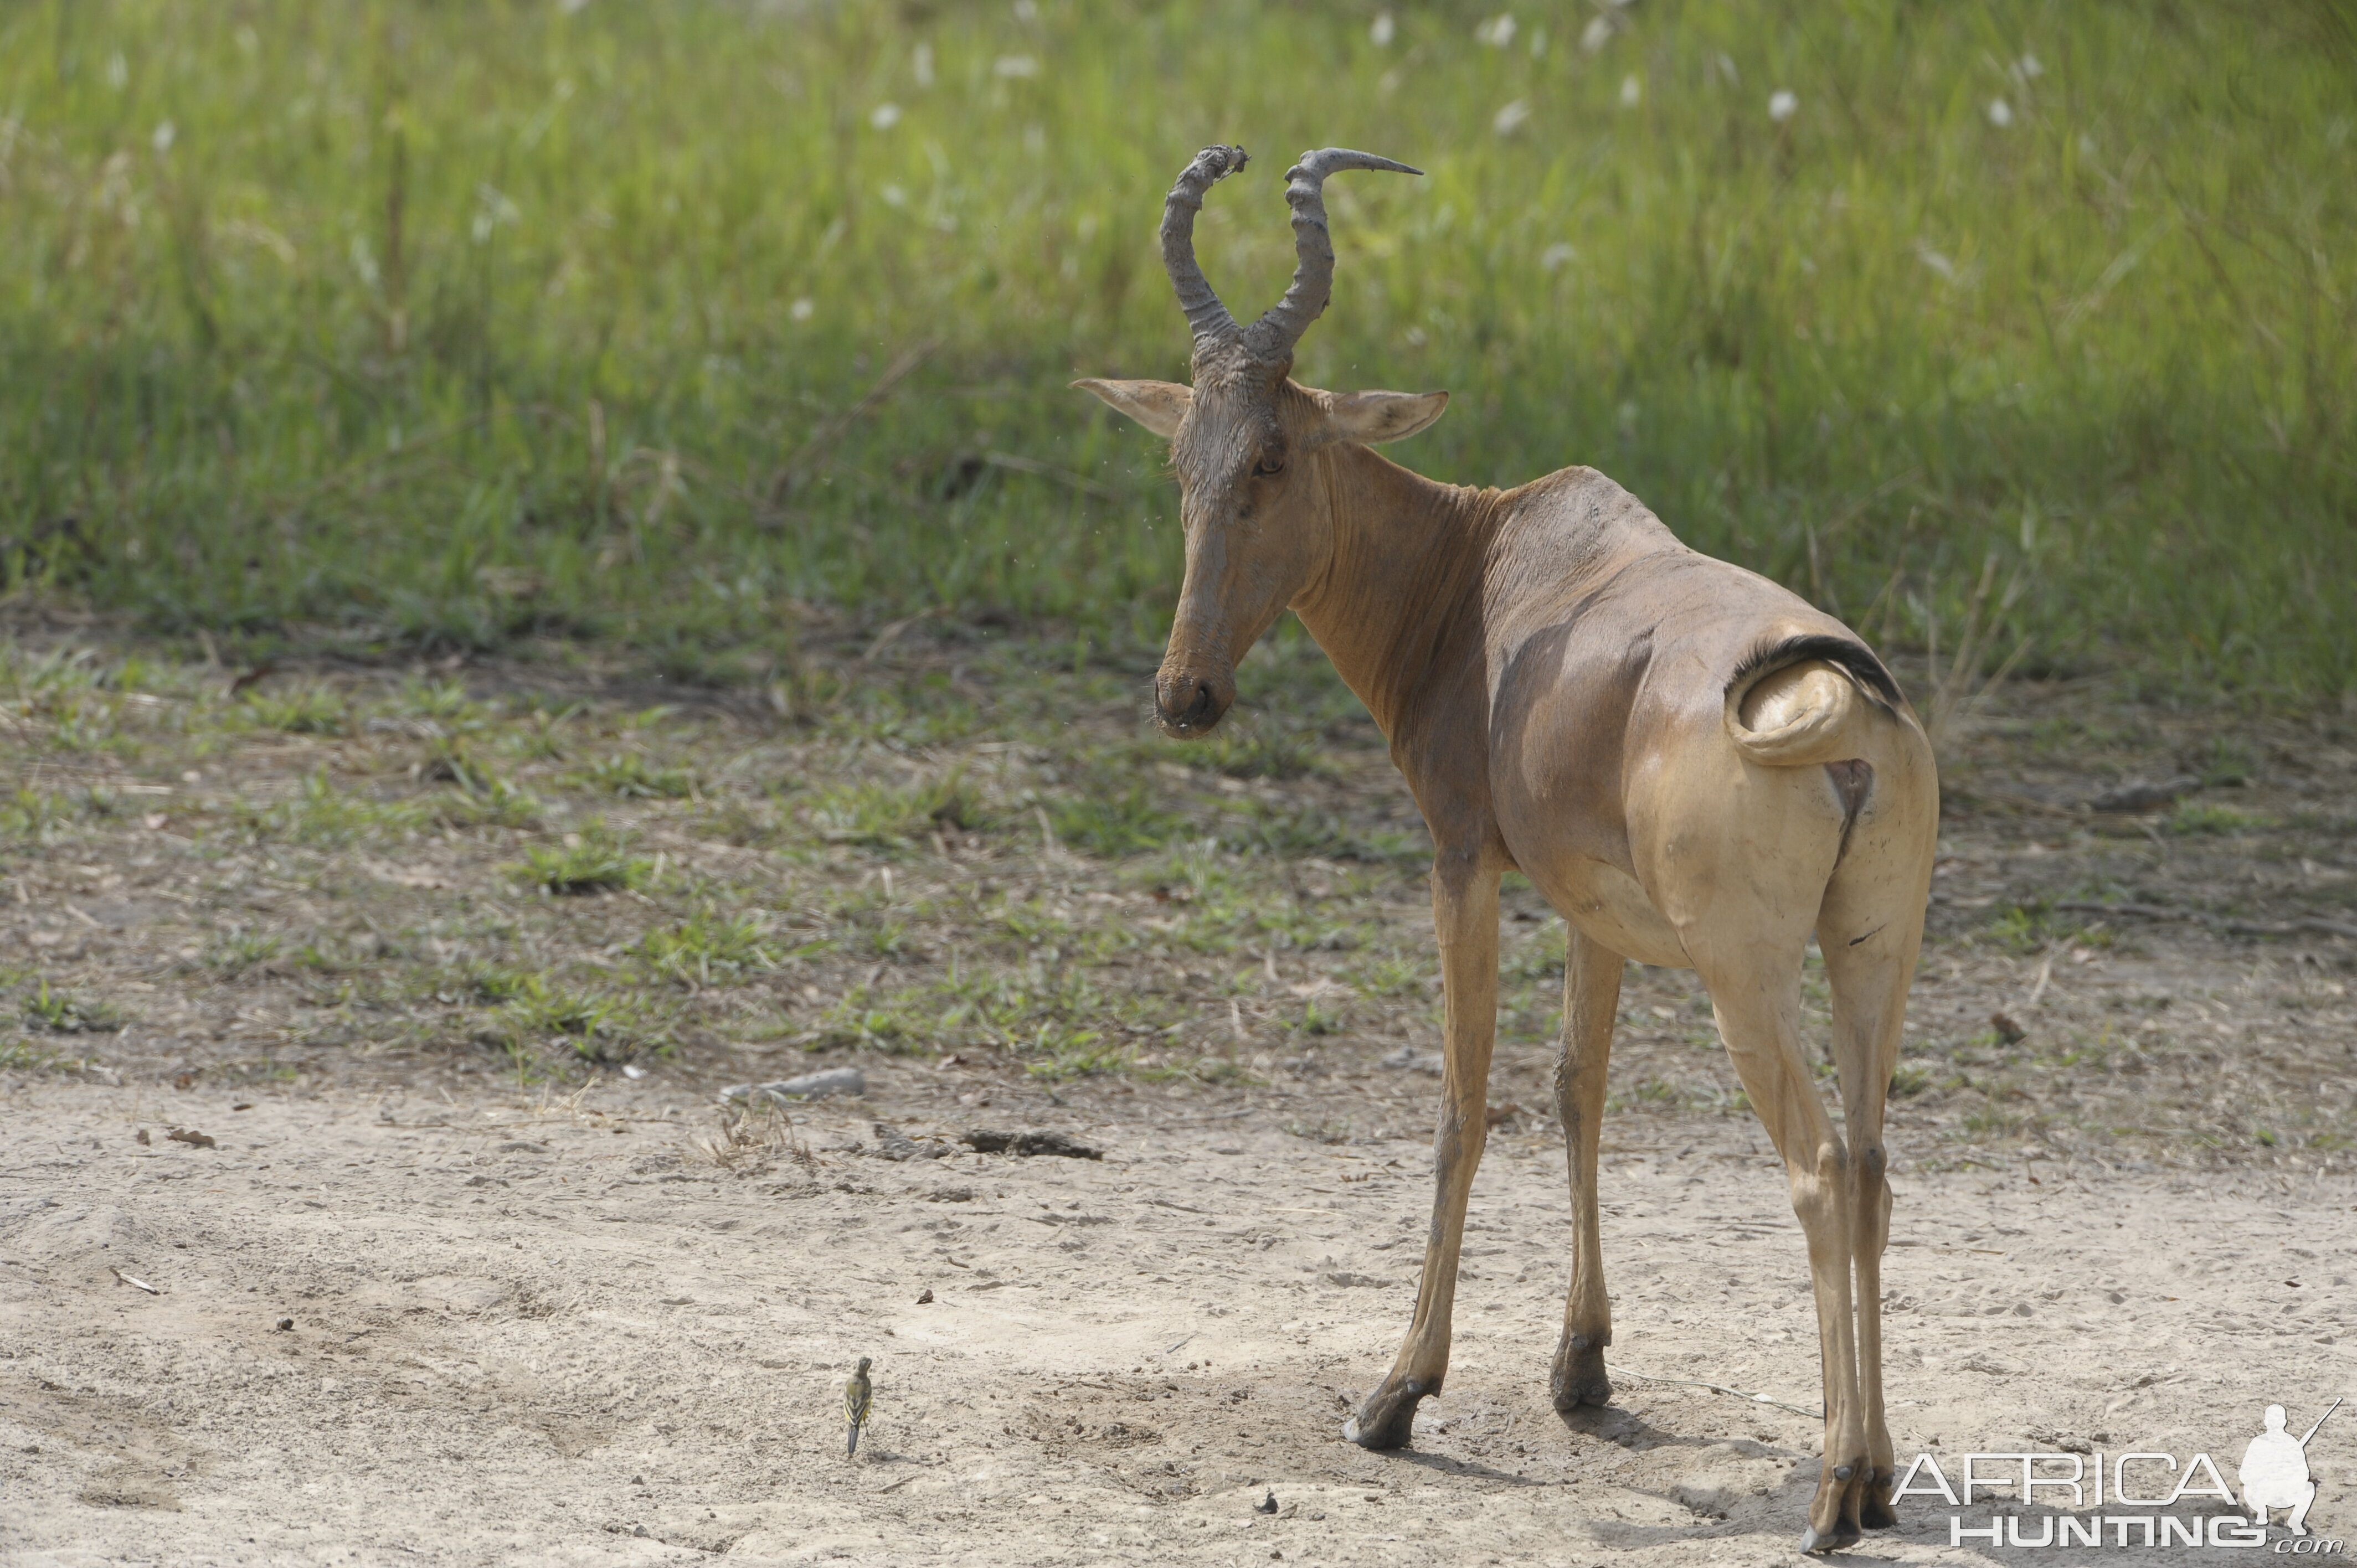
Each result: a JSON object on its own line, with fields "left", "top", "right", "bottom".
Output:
{"left": 1076, "top": 145, "right": 1938, "bottom": 1553}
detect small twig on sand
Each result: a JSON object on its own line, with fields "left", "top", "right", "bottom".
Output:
{"left": 1610, "top": 1365, "right": 1821, "bottom": 1419}
{"left": 2025, "top": 948, "right": 2060, "bottom": 1011}
{"left": 110, "top": 1267, "right": 159, "bottom": 1294}
{"left": 2056, "top": 900, "right": 2357, "bottom": 942}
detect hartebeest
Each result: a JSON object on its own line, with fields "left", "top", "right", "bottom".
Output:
{"left": 1075, "top": 146, "right": 1938, "bottom": 1552}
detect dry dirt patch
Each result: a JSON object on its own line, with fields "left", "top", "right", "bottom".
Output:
{"left": 4, "top": 1076, "right": 2355, "bottom": 1565}
{"left": 3, "top": 628, "right": 2355, "bottom": 1561}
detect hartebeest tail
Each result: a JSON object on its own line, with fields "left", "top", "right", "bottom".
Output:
{"left": 1076, "top": 143, "right": 1939, "bottom": 1554}
{"left": 1725, "top": 635, "right": 1903, "bottom": 767}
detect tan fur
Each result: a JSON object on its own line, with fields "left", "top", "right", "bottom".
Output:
{"left": 1080, "top": 146, "right": 1942, "bottom": 1552}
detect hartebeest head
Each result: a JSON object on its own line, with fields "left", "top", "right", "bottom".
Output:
{"left": 1077, "top": 146, "right": 1448, "bottom": 736}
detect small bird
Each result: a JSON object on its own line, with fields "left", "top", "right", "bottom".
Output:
{"left": 1256, "top": 1488, "right": 1278, "bottom": 1514}
{"left": 843, "top": 1356, "right": 874, "bottom": 1457}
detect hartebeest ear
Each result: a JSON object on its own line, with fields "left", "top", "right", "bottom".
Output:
{"left": 1072, "top": 378, "right": 1191, "bottom": 439}
{"left": 1322, "top": 389, "right": 1449, "bottom": 445}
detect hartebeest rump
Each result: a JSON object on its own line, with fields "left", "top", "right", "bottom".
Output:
{"left": 1076, "top": 145, "right": 1938, "bottom": 1552}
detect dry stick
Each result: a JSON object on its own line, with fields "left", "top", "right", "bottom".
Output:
{"left": 2055, "top": 900, "right": 2357, "bottom": 942}
{"left": 1928, "top": 550, "right": 2032, "bottom": 753}
{"left": 1610, "top": 1365, "right": 1822, "bottom": 1420}
{"left": 765, "top": 341, "right": 938, "bottom": 508}
{"left": 2025, "top": 947, "right": 2061, "bottom": 1011}
{"left": 978, "top": 450, "right": 1123, "bottom": 499}
{"left": 863, "top": 606, "right": 947, "bottom": 663}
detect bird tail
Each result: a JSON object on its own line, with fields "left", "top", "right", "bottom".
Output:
{"left": 847, "top": 1421, "right": 861, "bottom": 1457}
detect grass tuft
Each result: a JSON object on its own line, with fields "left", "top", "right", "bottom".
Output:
{"left": 511, "top": 824, "right": 652, "bottom": 896}
{"left": 23, "top": 982, "right": 127, "bottom": 1034}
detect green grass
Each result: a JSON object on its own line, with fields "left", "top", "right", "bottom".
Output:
{"left": 511, "top": 822, "right": 651, "bottom": 895}
{"left": 471, "top": 969, "right": 657, "bottom": 1064}
{"left": 572, "top": 751, "right": 698, "bottom": 800}
{"left": 0, "top": 2, "right": 2351, "bottom": 701}
{"left": 634, "top": 910, "right": 786, "bottom": 987}
{"left": 804, "top": 772, "right": 985, "bottom": 848}
{"left": 22, "top": 981, "right": 126, "bottom": 1034}
{"left": 240, "top": 685, "right": 351, "bottom": 736}
{"left": 2167, "top": 798, "right": 2271, "bottom": 835}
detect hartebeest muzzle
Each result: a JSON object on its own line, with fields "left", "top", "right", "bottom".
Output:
{"left": 1152, "top": 661, "right": 1233, "bottom": 735}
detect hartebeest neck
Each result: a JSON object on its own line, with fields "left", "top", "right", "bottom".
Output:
{"left": 1290, "top": 442, "right": 1505, "bottom": 745}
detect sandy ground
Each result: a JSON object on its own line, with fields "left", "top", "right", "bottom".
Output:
{"left": 3, "top": 625, "right": 2354, "bottom": 1564}
{"left": 4, "top": 1064, "right": 2353, "bottom": 1567}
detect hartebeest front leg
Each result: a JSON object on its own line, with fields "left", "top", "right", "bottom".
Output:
{"left": 1345, "top": 845, "right": 1501, "bottom": 1450}
{"left": 1549, "top": 927, "right": 1622, "bottom": 1411}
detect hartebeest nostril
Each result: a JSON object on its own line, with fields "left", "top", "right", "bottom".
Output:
{"left": 1154, "top": 671, "right": 1230, "bottom": 735}
{"left": 1165, "top": 682, "right": 1217, "bottom": 731}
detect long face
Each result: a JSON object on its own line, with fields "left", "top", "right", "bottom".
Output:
{"left": 1073, "top": 144, "right": 1445, "bottom": 738}
{"left": 1154, "top": 365, "right": 1327, "bottom": 734}
{"left": 1078, "top": 364, "right": 1448, "bottom": 736}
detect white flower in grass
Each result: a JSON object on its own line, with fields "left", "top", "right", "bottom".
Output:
{"left": 871, "top": 102, "right": 902, "bottom": 130}
{"left": 1541, "top": 243, "right": 1576, "bottom": 272}
{"left": 1493, "top": 99, "right": 1531, "bottom": 136}
{"left": 1620, "top": 73, "right": 1642, "bottom": 108}
{"left": 471, "top": 184, "right": 521, "bottom": 244}
{"left": 880, "top": 184, "right": 908, "bottom": 209}
{"left": 1768, "top": 89, "right": 1798, "bottom": 123}
{"left": 151, "top": 121, "right": 175, "bottom": 154}
{"left": 913, "top": 42, "right": 935, "bottom": 87}
{"left": 994, "top": 55, "right": 1038, "bottom": 78}
{"left": 790, "top": 298, "right": 815, "bottom": 322}
{"left": 1580, "top": 14, "right": 1614, "bottom": 53}
{"left": 2018, "top": 53, "right": 2044, "bottom": 80}
{"left": 1987, "top": 97, "right": 2013, "bottom": 127}
{"left": 1370, "top": 12, "right": 1394, "bottom": 47}
{"left": 1475, "top": 14, "right": 1516, "bottom": 48}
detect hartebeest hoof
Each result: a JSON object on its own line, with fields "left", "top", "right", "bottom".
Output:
{"left": 1547, "top": 1331, "right": 1613, "bottom": 1411}
{"left": 1801, "top": 1460, "right": 1869, "bottom": 1553}
{"left": 1342, "top": 1376, "right": 1428, "bottom": 1450}
{"left": 1798, "top": 1521, "right": 1861, "bottom": 1555}
{"left": 1860, "top": 1468, "right": 1899, "bottom": 1529}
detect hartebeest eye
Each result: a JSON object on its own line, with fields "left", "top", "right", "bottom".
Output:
{"left": 1252, "top": 453, "right": 1286, "bottom": 478}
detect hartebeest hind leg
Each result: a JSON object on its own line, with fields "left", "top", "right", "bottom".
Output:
{"left": 1548, "top": 927, "right": 1621, "bottom": 1411}
{"left": 1345, "top": 846, "right": 1501, "bottom": 1450}
{"left": 1820, "top": 886, "right": 1929, "bottom": 1526}
{"left": 1692, "top": 947, "right": 1872, "bottom": 1552}
{"left": 1822, "top": 928, "right": 1905, "bottom": 1529}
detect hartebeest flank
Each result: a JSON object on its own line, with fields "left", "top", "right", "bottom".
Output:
{"left": 1075, "top": 146, "right": 1938, "bottom": 1552}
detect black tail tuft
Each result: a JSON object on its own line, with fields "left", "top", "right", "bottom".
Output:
{"left": 1728, "top": 633, "right": 1902, "bottom": 712}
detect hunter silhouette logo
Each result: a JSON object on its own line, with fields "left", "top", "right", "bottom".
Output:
{"left": 1891, "top": 1395, "right": 2345, "bottom": 1549}
{"left": 2243, "top": 1400, "right": 2339, "bottom": 1538}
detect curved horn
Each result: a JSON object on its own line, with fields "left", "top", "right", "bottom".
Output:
{"left": 1161, "top": 144, "right": 1250, "bottom": 343}
{"left": 1251, "top": 148, "right": 1422, "bottom": 358}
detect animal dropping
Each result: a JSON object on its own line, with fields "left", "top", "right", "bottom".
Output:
{"left": 1076, "top": 142, "right": 1940, "bottom": 1554}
